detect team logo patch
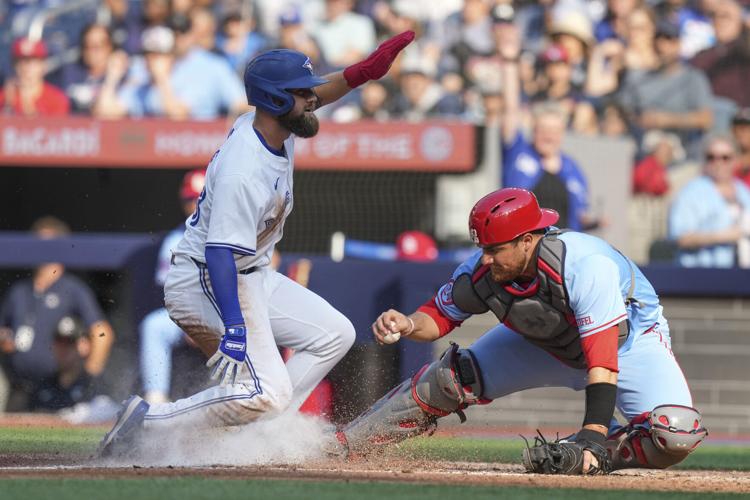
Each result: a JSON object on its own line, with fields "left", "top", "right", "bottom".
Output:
{"left": 303, "top": 57, "right": 313, "bottom": 74}
{"left": 264, "top": 219, "right": 275, "bottom": 229}
{"left": 439, "top": 279, "right": 455, "bottom": 305}
{"left": 469, "top": 228, "right": 479, "bottom": 245}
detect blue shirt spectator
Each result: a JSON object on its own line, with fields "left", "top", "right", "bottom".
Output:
{"left": 669, "top": 136, "right": 750, "bottom": 267}
{"left": 130, "top": 46, "right": 246, "bottom": 120}
{"left": 502, "top": 131, "right": 589, "bottom": 231}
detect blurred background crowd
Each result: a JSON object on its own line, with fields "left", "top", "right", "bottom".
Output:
{"left": 1, "top": 0, "right": 750, "bottom": 424}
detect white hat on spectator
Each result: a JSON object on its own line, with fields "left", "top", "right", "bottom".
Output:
{"left": 549, "top": 11, "right": 594, "bottom": 46}
{"left": 141, "top": 26, "right": 175, "bottom": 54}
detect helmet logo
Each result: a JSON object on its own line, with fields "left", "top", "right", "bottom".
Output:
{"left": 303, "top": 57, "right": 313, "bottom": 74}
{"left": 469, "top": 228, "right": 479, "bottom": 245}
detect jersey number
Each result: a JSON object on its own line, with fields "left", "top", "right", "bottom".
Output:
{"left": 189, "top": 187, "right": 207, "bottom": 227}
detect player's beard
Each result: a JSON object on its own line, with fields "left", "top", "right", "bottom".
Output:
{"left": 278, "top": 110, "right": 319, "bottom": 138}
{"left": 489, "top": 255, "right": 527, "bottom": 283}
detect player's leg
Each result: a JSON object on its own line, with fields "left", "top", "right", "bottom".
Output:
{"left": 336, "top": 324, "right": 586, "bottom": 455}
{"left": 142, "top": 264, "right": 292, "bottom": 429}
{"left": 606, "top": 318, "right": 707, "bottom": 469}
{"left": 267, "top": 271, "right": 355, "bottom": 411}
{"left": 139, "top": 307, "right": 186, "bottom": 404}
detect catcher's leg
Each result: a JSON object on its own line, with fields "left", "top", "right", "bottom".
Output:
{"left": 611, "top": 319, "right": 706, "bottom": 469}
{"left": 336, "top": 342, "right": 488, "bottom": 456}
{"left": 607, "top": 404, "right": 708, "bottom": 469}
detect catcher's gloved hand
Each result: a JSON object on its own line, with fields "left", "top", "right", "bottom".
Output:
{"left": 207, "top": 325, "right": 246, "bottom": 386}
{"left": 522, "top": 429, "right": 612, "bottom": 475}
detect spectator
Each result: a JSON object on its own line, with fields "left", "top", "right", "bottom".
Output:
{"left": 330, "top": 80, "right": 392, "bottom": 122}
{"left": 143, "top": 0, "right": 172, "bottom": 29}
{"left": 0, "top": 217, "right": 115, "bottom": 411}
{"left": 0, "top": 37, "right": 69, "bottom": 116}
{"left": 732, "top": 107, "right": 750, "bottom": 187}
{"left": 531, "top": 44, "right": 597, "bottom": 134}
{"left": 669, "top": 135, "right": 750, "bottom": 267}
{"left": 29, "top": 318, "right": 96, "bottom": 411}
{"left": 623, "top": 6, "right": 659, "bottom": 72}
{"left": 655, "top": 0, "right": 715, "bottom": 59}
{"left": 139, "top": 169, "right": 206, "bottom": 405}
{"left": 59, "top": 24, "right": 116, "bottom": 115}
{"left": 216, "top": 11, "right": 268, "bottom": 75}
{"left": 107, "top": 19, "right": 247, "bottom": 121}
{"left": 595, "top": 0, "right": 642, "bottom": 42}
{"left": 315, "top": 0, "right": 376, "bottom": 68}
{"left": 498, "top": 23, "right": 594, "bottom": 232}
{"left": 599, "top": 101, "right": 629, "bottom": 137}
{"left": 691, "top": 0, "right": 750, "bottom": 108}
{"left": 97, "top": 0, "right": 142, "bottom": 55}
{"left": 633, "top": 130, "right": 685, "bottom": 196}
{"left": 437, "top": 0, "right": 496, "bottom": 78}
{"left": 618, "top": 20, "right": 714, "bottom": 160}
{"left": 190, "top": 7, "right": 218, "bottom": 52}
{"left": 548, "top": 10, "right": 594, "bottom": 89}
{"left": 390, "top": 56, "right": 464, "bottom": 121}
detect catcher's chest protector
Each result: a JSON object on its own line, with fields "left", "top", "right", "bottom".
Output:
{"left": 453, "top": 231, "right": 628, "bottom": 369}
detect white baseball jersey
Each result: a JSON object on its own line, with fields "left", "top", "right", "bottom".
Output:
{"left": 174, "top": 111, "right": 294, "bottom": 270}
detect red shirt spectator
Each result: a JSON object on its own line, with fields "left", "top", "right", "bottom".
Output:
{"left": 0, "top": 37, "right": 70, "bottom": 116}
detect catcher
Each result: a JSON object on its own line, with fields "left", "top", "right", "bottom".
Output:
{"left": 331, "top": 188, "right": 707, "bottom": 474}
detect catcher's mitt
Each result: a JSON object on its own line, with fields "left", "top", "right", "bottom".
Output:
{"left": 521, "top": 430, "right": 613, "bottom": 475}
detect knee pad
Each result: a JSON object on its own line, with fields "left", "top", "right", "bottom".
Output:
{"left": 608, "top": 405, "right": 707, "bottom": 470}
{"left": 412, "top": 342, "right": 489, "bottom": 422}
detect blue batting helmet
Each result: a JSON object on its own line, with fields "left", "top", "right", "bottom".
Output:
{"left": 244, "top": 49, "right": 328, "bottom": 116}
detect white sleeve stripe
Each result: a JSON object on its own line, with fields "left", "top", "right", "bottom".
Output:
{"left": 579, "top": 314, "right": 627, "bottom": 338}
{"left": 205, "top": 242, "right": 257, "bottom": 255}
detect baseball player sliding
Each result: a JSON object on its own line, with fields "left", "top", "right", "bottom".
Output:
{"left": 99, "top": 31, "right": 416, "bottom": 456}
{"left": 331, "top": 188, "right": 707, "bottom": 475}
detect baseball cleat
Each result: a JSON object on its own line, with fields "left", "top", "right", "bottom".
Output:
{"left": 98, "top": 395, "right": 150, "bottom": 458}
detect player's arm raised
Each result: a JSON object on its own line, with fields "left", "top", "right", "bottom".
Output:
{"left": 315, "top": 31, "right": 415, "bottom": 108}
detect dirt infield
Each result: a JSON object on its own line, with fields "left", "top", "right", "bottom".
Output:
{"left": 1, "top": 456, "right": 749, "bottom": 493}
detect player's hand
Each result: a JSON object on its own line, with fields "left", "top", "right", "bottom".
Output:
{"left": 372, "top": 309, "right": 414, "bottom": 345}
{"left": 206, "top": 325, "right": 247, "bottom": 385}
{"left": 343, "top": 30, "right": 416, "bottom": 88}
{"left": 0, "top": 327, "right": 15, "bottom": 354}
{"left": 582, "top": 449, "right": 599, "bottom": 474}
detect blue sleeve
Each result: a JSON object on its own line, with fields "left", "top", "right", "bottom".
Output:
{"left": 434, "top": 250, "right": 483, "bottom": 322}
{"left": 566, "top": 254, "right": 627, "bottom": 339}
{"left": 204, "top": 246, "right": 244, "bottom": 328}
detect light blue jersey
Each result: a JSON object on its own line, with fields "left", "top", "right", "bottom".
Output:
{"left": 434, "top": 230, "right": 661, "bottom": 352}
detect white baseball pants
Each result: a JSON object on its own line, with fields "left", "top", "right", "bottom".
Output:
{"left": 141, "top": 254, "right": 355, "bottom": 431}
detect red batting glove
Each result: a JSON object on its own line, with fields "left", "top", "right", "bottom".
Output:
{"left": 343, "top": 30, "right": 415, "bottom": 88}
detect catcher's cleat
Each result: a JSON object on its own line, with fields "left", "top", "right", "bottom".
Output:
{"left": 98, "top": 395, "right": 149, "bottom": 458}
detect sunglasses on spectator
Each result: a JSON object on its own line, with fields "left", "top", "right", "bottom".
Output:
{"left": 706, "top": 153, "right": 734, "bottom": 162}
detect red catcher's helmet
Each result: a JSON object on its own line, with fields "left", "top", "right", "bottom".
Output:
{"left": 180, "top": 169, "right": 206, "bottom": 201}
{"left": 469, "top": 188, "right": 559, "bottom": 246}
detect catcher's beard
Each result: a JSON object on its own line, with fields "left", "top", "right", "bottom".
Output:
{"left": 278, "top": 110, "right": 319, "bottom": 138}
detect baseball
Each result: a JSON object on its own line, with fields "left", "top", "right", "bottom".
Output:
{"left": 382, "top": 331, "right": 401, "bottom": 344}
{"left": 382, "top": 321, "right": 401, "bottom": 344}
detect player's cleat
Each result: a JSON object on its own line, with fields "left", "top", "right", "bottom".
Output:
{"left": 97, "top": 395, "right": 150, "bottom": 458}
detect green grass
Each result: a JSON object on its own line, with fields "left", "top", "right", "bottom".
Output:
{"left": 1, "top": 427, "right": 749, "bottom": 471}
{"left": 396, "top": 436, "right": 750, "bottom": 471}
{"left": 0, "top": 426, "right": 103, "bottom": 455}
{"left": 0, "top": 478, "right": 746, "bottom": 500}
